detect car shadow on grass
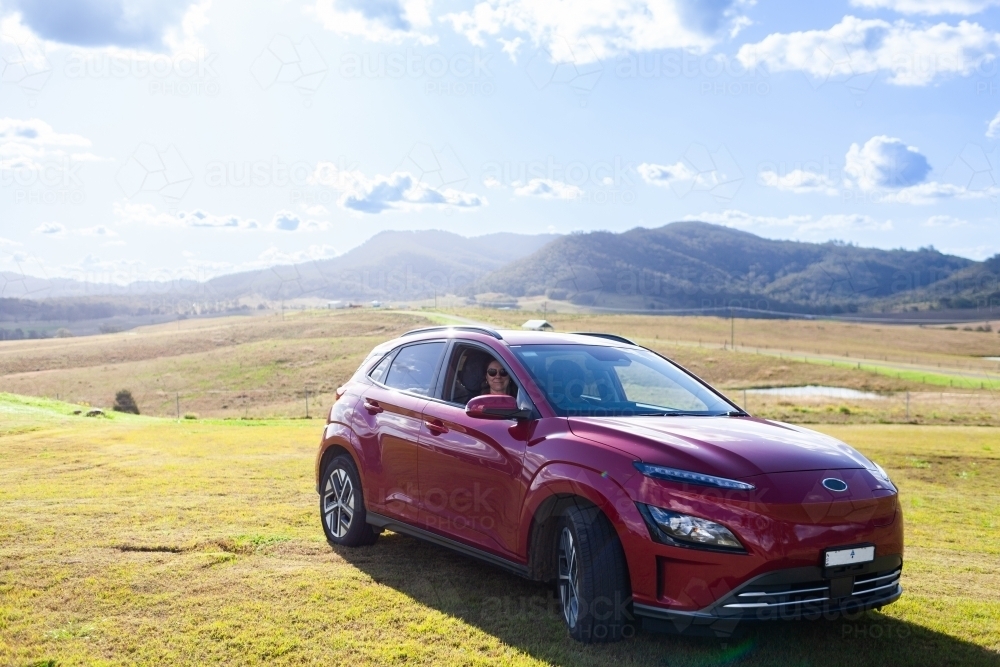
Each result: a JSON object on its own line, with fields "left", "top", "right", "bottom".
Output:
{"left": 336, "top": 532, "right": 1000, "bottom": 667}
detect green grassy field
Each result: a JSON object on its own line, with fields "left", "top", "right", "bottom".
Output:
{"left": 1, "top": 393, "right": 998, "bottom": 666}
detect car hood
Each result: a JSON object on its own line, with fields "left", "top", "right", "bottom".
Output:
{"left": 568, "top": 416, "right": 871, "bottom": 478}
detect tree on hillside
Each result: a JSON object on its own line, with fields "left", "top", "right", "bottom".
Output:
{"left": 113, "top": 390, "right": 140, "bottom": 415}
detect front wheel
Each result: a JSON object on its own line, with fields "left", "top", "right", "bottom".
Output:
{"left": 320, "top": 454, "right": 378, "bottom": 547}
{"left": 557, "top": 504, "right": 633, "bottom": 643}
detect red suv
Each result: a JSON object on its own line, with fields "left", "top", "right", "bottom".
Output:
{"left": 316, "top": 326, "right": 902, "bottom": 642}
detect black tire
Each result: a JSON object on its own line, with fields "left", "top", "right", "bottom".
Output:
{"left": 320, "top": 454, "right": 378, "bottom": 547}
{"left": 556, "top": 503, "right": 633, "bottom": 643}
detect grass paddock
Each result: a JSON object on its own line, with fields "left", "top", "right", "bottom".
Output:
{"left": 1, "top": 394, "right": 998, "bottom": 666}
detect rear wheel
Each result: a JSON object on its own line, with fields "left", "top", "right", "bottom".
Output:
{"left": 557, "top": 504, "right": 632, "bottom": 643}
{"left": 320, "top": 454, "right": 378, "bottom": 547}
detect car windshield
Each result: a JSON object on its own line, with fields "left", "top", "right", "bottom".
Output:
{"left": 511, "top": 344, "right": 734, "bottom": 417}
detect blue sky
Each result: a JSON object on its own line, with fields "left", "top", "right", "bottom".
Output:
{"left": 2, "top": 0, "right": 1000, "bottom": 286}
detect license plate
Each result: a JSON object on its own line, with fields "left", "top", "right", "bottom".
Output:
{"left": 825, "top": 546, "right": 874, "bottom": 567}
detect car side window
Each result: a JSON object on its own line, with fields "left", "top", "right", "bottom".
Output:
{"left": 383, "top": 342, "right": 446, "bottom": 396}
{"left": 368, "top": 353, "right": 394, "bottom": 384}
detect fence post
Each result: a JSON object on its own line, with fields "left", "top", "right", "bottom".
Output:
{"left": 905, "top": 391, "right": 909, "bottom": 420}
{"left": 176, "top": 392, "right": 180, "bottom": 420}
{"left": 305, "top": 386, "right": 310, "bottom": 419}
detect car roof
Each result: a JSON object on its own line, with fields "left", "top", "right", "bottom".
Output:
{"left": 390, "top": 326, "right": 636, "bottom": 348}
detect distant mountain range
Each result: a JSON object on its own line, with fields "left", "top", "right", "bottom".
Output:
{"left": 473, "top": 222, "right": 995, "bottom": 315}
{"left": 1, "top": 223, "right": 998, "bottom": 323}
{"left": 1, "top": 229, "right": 558, "bottom": 305}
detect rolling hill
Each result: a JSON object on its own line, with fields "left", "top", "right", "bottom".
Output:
{"left": 471, "top": 221, "right": 989, "bottom": 315}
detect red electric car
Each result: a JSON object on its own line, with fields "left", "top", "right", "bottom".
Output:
{"left": 316, "top": 326, "right": 902, "bottom": 642}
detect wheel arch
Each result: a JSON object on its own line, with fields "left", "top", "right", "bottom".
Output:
{"left": 520, "top": 463, "right": 648, "bottom": 584}
{"left": 315, "top": 429, "right": 362, "bottom": 494}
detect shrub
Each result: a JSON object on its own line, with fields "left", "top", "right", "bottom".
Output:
{"left": 184, "top": 413, "right": 198, "bottom": 420}
{"left": 113, "top": 390, "right": 140, "bottom": 415}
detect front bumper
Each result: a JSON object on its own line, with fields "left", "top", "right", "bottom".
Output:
{"left": 634, "top": 554, "right": 902, "bottom": 636}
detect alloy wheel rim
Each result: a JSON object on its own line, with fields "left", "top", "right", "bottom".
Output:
{"left": 558, "top": 527, "right": 580, "bottom": 628}
{"left": 323, "top": 467, "right": 355, "bottom": 538}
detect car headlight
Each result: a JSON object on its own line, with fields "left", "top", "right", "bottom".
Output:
{"left": 870, "top": 461, "right": 890, "bottom": 482}
{"left": 633, "top": 462, "right": 755, "bottom": 491}
{"left": 638, "top": 504, "right": 745, "bottom": 551}
{"left": 866, "top": 460, "right": 896, "bottom": 490}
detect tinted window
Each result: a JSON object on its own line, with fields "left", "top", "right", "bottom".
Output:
{"left": 383, "top": 342, "right": 446, "bottom": 396}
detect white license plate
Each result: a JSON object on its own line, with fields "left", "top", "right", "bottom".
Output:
{"left": 825, "top": 546, "right": 874, "bottom": 567}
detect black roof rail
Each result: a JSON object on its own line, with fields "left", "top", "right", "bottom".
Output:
{"left": 401, "top": 325, "right": 504, "bottom": 340}
{"left": 570, "top": 332, "right": 637, "bottom": 345}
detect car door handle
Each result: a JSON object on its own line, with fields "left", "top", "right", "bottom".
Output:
{"left": 424, "top": 419, "right": 448, "bottom": 435}
{"left": 363, "top": 399, "right": 383, "bottom": 414}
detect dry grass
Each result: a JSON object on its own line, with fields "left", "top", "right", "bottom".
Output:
{"left": 449, "top": 309, "right": 1000, "bottom": 371}
{"left": 1, "top": 395, "right": 998, "bottom": 666}
{"left": 0, "top": 308, "right": 997, "bottom": 424}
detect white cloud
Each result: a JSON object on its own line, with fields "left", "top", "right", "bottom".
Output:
{"left": 849, "top": 0, "right": 1000, "bottom": 15}
{"left": 638, "top": 147, "right": 743, "bottom": 201}
{"left": 758, "top": 169, "right": 840, "bottom": 195}
{"left": 513, "top": 178, "right": 583, "bottom": 199}
{"left": 79, "top": 225, "right": 117, "bottom": 237}
{"left": 938, "top": 243, "right": 998, "bottom": 259}
{"left": 113, "top": 201, "right": 177, "bottom": 226}
{"left": 686, "top": 209, "right": 894, "bottom": 235}
{"left": 3, "top": 0, "right": 209, "bottom": 51}
{"left": 923, "top": 214, "right": 968, "bottom": 226}
{"left": 178, "top": 209, "right": 260, "bottom": 229}
{"left": 759, "top": 136, "right": 1000, "bottom": 203}
{"left": 483, "top": 176, "right": 504, "bottom": 189}
{"left": 114, "top": 201, "right": 263, "bottom": 229}
{"left": 987, "top": 110, "right": 1000, "bottom": 138}
{"left": 890, "top": 180, "right": 995, "bottom": 203}
{"left": 271, "top": 211, "right": 300, "bottom": 231}
{"left": 338, "top": 171, "right": 485, "bottom": 214}
{"left": 638, "top": 161, "right": 695, "bottom": 185}
{"left": 443, "top": 0, "right": 750, "bottom": 64}
{"left": 257, "top": 244, "right": 340, "bottom": 266}
{"left": 34, "top": 222, "right": 65, "bottom": 236}
{"left": 0, "top": 117, "right": 102, "bottom": 170}
{"left": 844, "top": 135, "right": 931, "bottom": 189}
{"left": 300, "top": 203, "right": 329, "bottom": 216}
{"left": 737, "top": 15, "right": 1000, "bottom": 86}
{"left": 306, "top": 0, "right": 436, "bottom": 45}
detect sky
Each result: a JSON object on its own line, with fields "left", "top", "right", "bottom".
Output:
{"left": 2, "top": 0, "right": 1000, "bottom": 288}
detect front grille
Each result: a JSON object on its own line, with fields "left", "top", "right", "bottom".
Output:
{"left": 720, "top": 566, "right": 901, "bottom": 611}
{"left": 723, "top": 580, "right": 831, "bottom": 609}
{"left": 853, "top": 568, "right": 902, "bottom": 597}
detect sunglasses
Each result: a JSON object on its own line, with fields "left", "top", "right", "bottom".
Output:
{"left": 487, "top": 368, "right": 509, "bottom": 378}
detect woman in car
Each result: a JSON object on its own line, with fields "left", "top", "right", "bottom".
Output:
{"left": 485, "top": 358, "right": 517, "bottom": 397}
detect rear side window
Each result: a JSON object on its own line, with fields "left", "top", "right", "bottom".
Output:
{"left": 369, "top": 353, "right": 393, "bottom": 383}
{"left": 383, "top": 342, "right": 446, "bottom": 396}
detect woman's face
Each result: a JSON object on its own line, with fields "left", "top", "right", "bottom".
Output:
{"left": 486, "top": 360, "right": 510, "bottom": 395}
